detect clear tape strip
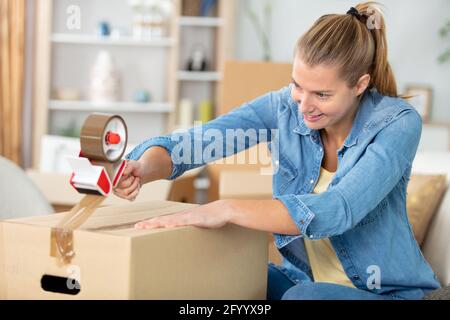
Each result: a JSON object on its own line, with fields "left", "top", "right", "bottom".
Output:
{"left": 50, "top": 195, "right": 105, "bottom": 265}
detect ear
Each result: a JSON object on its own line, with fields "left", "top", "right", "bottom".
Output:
{"left": 355, "top": 74, "right": 371, "bottom": 96}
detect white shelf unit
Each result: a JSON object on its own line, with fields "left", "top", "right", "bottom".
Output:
{"left": 32, "top": 0, "right": 235, "bottom": 172}
{"left": 178, "top": 16, "right": 223, "bottom": 27}
{"left": 171, "top": 1, "right": 236, "bottom": 204}
{"left": 171, "top": 0, "right": 235, "bottom": 129}
{"left": 177, "top": 71, "right": 222, "bottom": 82}
{"left": 51, "top": 33, "right": 175, "bottom": 47}
{"left": 33, "top": 0, "right": 178, "bottom": 171}
{"left": 49, "top": 100, "right": 174, "bottom": 113}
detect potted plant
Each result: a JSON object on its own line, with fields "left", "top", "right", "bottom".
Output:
{"left": 438, "top": 19, "right": 450, "bottom": 63}
{"left": 244, "top": 0, "right": 273, "bottom": 61}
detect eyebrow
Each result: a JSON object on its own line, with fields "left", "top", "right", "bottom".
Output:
{"left": 291, "top": 77, "right": 334, "bottom": 94}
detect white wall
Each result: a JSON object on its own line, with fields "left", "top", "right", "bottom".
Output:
{"left": 234, "top": 0, "right": 450, "bottom": 123}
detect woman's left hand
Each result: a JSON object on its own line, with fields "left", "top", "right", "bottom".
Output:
{"left": 135, "top": 200, "right": 232, "bottom": 230}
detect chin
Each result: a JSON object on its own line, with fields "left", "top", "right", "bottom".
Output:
{"left": 305, "top": 124, "right": 325, "bottom": 130}
{"left": 304, "top": 119, "right": 326, "bottom": 130}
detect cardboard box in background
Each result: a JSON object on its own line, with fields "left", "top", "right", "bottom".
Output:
{"left": 219, "top": 170, "right": 282, "bottom": 266}
{"left": 207, "top": 60, "right": 292, "bottom": 202}
{"left": 0, "top": 201, "right": 268, "bottom": 299}
{"left": 27, "top": 168, "right": 201, "bottom": 213}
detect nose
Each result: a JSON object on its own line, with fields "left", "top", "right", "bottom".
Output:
{"left": 291, "top": 86, "right": 316, "bottom": 114}
{"left": 296, "top": 93, "right": 315, "bottom": 114}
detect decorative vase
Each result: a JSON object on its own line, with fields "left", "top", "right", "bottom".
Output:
{"left": 129, "top": 0, "right": 173, "bottom": 39}
{"left": 89, "top": 50, "right": 121, "bottom": 103}
{"left": 199, "top": 100, "right": 213, "bottom": 123}
{"left": 178, "top": 99, "right": 194, "bottom": 127}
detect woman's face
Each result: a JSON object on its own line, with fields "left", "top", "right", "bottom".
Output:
{"left": 291, "top": 56, "right": 369, "bottom": 131}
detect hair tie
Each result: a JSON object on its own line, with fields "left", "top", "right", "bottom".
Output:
{"left": 346, "top": 7, "right": 362, "bottom": 21}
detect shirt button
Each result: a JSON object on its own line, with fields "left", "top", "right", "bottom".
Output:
{"left": 310, "top": 179, "right": 314, "bottom": 184}
{"left": 309, "top": 235, "right": 314, "bottom": 239}
{"left": 300, "top": 220, "right": 305, "bottom": 225}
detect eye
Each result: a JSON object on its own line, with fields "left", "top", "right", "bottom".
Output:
{"left": 291, "top": 81, "right": 303, "bottom": 91}
{"left": 316, "top": 92, "right": 329, "bottom": 99}
{"left": 294, "top": 85, "right": 303, "bottom": 93}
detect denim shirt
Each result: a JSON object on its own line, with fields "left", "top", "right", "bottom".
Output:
{"left": 126, "top": 85, "right": 441, "bottom": 299}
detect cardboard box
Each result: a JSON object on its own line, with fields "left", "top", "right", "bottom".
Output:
{"left": 207, "top": 60, "right": 293, "bottom": 202}
{"left": 219, "top": 170, "right": 273, "bottom": 200}
{"left": 0, "top": 201, "right": 268, "bottom": 299}
{"left": 219, "top": 170, "right": 282, "bottom": 266}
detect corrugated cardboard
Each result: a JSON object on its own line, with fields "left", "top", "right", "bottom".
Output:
{"left": 0, "top": 201, "right": 268, "bottom": 299}
{"left": 219, "top": 170, "right": 282, "bottom": 265}
{"left": 219, "top": 170, "right": 273, "bottom": 200}
{"left": 207, "top": 60, "right": 292, "bottom": 202}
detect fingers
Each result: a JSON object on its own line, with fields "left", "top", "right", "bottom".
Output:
{"left": 114, "top": 176, "right": 141, "bottom": 200}
{"left": 127, "top": 185, "right": 140, "bottom": 202}
{"left": 135, "top": 219, "right": 160, "bottom": 230}
{"left": 136, "top": 218, "right": 166, "bottom": 230}
{"left": 122, "top": 161, "right": 137, "bottom": 177}
{"left": 124, "top": 177, "right": 140, "bottom": 196}
{"left": 135, "top": 212, "right": 191, "bottom": 230}
{"left": 116, "top": 174, "right": 134, "bottom": 190}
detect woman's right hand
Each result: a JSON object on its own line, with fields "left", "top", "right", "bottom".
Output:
{"left": 113, "top": 146, "right": 174, "bottom": 201}
{"left": 114, "top": 160, "right": 144, "bottom": 201}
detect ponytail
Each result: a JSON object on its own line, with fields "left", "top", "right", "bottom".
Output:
{"left": 355, "top": 3, "right": 397, "bottom": 96}
{"left": 295, "top": 2, "right": 398, "bottom": 97}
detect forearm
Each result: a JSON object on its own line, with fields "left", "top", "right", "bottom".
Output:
{"left": 227, "top": 199, "right": 301, "bottom": 236}
{"left": 138, "top": 146, "right": 173, "bottom": 184}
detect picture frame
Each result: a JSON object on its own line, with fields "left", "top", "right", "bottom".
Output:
{"left": 404, "top": 85, "right": 433, "bottom": 123}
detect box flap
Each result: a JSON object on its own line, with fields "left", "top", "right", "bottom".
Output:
{"left": 5, "top": 201, "right": 197, "bottom": 235}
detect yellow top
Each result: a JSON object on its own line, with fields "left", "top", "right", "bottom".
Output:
{"left": 303, "top": 167, "right": 356, "bottom": 288}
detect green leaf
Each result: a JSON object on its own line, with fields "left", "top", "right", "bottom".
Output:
{"left": 438, "top": 48, "right": 450, "bottom": 64}
{"left": 439, "top": 20, "right": 450, "bottom": 38}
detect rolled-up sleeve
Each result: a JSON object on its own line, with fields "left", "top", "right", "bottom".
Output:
{"left": 273, "top": 109, "right": 422, "bottom": 248}
{"left": 126, "top": 136, "right": 181, "bottom": 180}
{"left": 126, "top": 87, "right": 287, "bottom": 180}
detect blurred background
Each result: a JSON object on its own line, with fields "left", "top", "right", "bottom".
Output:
{"left": 0, "top": 0, "right": 449, "bottom": 207}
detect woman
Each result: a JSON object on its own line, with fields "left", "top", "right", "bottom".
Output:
{"left": 114, "top": 3, "right": 440, "bottom": 300}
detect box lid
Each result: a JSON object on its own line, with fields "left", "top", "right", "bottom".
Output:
{"left": 4, "top": 201, "right": 197, "bottom": 238}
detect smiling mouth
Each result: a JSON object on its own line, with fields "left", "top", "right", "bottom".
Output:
{"left": 304, "top": 113, "right": 324, "bottom": 119}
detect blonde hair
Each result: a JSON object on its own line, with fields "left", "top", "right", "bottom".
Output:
{"left": 295, "top": 2, "right": 398, "bottom": 97}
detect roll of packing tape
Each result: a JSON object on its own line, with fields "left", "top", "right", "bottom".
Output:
{"left": 80, "top": 113, "right": 128, "bottom": 162}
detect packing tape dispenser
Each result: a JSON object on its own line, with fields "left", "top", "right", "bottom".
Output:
{"left": 51, "top": 113, "right": 129, "bottom": 264}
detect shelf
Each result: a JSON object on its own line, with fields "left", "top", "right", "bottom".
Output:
{"left": 178, "top": 16, "right": 223, "bottom": 27}
{"left": 51, "top": 34, "right": 175, "bottom": 47}
{"left": 177, "top": 71, "right": 222, "bottom": 82}
{"left": 49, "top": 100, "right": 174, "bottom": 113}
{"left": 424, "top": 121, "right": 450, "bottom": 128}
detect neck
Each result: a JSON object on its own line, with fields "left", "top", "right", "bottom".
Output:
{"left": 322, "top": 101, "right": 359, "bottom": 148}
